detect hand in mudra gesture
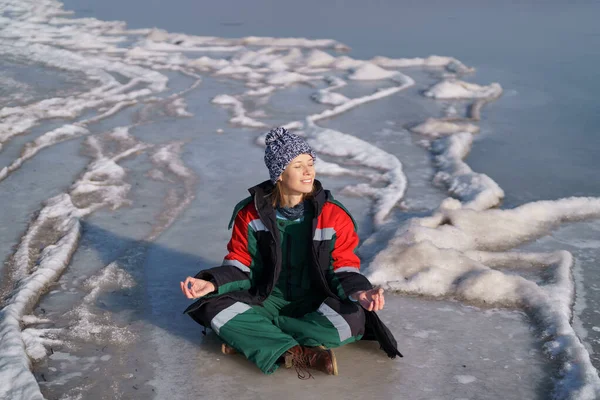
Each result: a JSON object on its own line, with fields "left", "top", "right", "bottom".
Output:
{"left": 180, "top": 277, "right": 216, "bottom": 299}
{"left": 352, "top": 288, "right": 385, "bottom": 311}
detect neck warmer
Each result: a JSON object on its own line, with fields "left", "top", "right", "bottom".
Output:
{"left": 277, "top": 200, "right": 306, "bottom": 221}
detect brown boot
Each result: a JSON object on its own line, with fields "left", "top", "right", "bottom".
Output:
{"left": 284, "top": 345, "right": 338, "bottom": 378}
{"left": 221, "top": 343, "right": 237, "bottom": 355}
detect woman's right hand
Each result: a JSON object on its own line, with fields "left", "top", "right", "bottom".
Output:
{"left": 180, "top": 277, "right": 216, "bottom": 299}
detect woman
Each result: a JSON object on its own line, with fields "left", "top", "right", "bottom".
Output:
{"left": 181, "top": 127, "right": 401, "bottom": 378}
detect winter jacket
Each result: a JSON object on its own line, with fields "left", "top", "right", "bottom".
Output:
{"left": 272, "top": 205, "right": 315, "bottom": 301}
{"left": 184, "top": 179, "right": 402, "bottom": 359}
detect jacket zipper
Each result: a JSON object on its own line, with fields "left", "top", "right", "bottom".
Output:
{"left": 286, "top": 236, "right": 292, "bottom": 299}
{"left": 311, "top": 222, "right": 336, "bottom": 299}
{"left": 254, "top": 194, "right": 280, "bottom": 300}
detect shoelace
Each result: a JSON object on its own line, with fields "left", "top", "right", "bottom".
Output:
{"left": 291, "top": 353, "right": 314, "bottom": 380}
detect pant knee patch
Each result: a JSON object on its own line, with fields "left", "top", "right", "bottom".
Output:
{"left": 319, "top": 297, "right": 365, "bottom": 341}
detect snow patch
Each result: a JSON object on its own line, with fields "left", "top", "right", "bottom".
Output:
{"left": 425, "top": 80, "right": 502, "bottom": 100}
{"left": 348, "top": 63, "right": 398, "bottom": 80}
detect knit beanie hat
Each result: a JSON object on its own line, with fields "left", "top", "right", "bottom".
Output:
{"left": 264, "top": 127, "right": 316, "bottom": 184}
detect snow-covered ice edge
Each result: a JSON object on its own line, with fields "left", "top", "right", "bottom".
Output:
{"left": 0, "top": 0, "right": 599, "bottom": 398}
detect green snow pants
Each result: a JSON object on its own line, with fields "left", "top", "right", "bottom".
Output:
{"left": 210, "top": 294, "right": 366, "bottom": 374}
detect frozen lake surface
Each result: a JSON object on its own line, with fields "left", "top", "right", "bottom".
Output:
{"left": 1, "top": 0, "right": 600, "bottom": 399}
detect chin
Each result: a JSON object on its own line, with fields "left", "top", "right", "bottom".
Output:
{"left": 303, "top": 181, "right": 315, "bottom": 190}
{"left": 293, "top": 184, "right": 314, "bottom": 195}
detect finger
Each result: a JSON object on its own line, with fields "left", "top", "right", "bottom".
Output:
{"left": 183, "top": 276, "right": 193, "bottom": 288}
{"left": 181, "top": 280, "right": 190, "bottom": 298}
{"left": 357, "top": 291, "right": 367, "bottom": 302}
{"left": 380, "top": 293, "right": 385, "bottom": 310}
{"left": 360, "top": 298, "right": 369, "bottom": 310}
{"left": 189, "top": 280, "right": 202, "bottom": 297}
{"left": 353, "top": 290, "right": 365, "bottom": 298}
{"left": 181, "top": 281, "right": 192, "bottom": 298}
{"left": 374, "top": 295, "right": 381, "bottom": 311}
{"left": 183, "top": 277, "right": 195, "bottom": 298}
{"left": 370, "top": 287, "right": 380, "bottom": 297}
{"left": 367, "top": 300, "right": 374, "bottom": 312}
{"left": 371, "top": 288, "right": 383, "bottom": 311}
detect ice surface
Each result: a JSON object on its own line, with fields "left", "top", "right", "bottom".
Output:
{"left": 1, "top": 0, "right": 599, "bottom": 399}
{"left": 0, "top": 127, "right": 152, "bottom": 399}
{"left": 371, "top": 55, "right": 474, "bottom": 74}
{"left": 367, "top": 197, "right": 600, "bottom": 398}
{"left": 306, "top": 73, "right": 414, "bottom": 126}
{"left": 411, "top": 118, "right": 480, "bottom": 138}
{"left": 212, "top": 94, "right": 267, "bottom": 128}
{"left": 311, "top": 91, "right": 349, "bottom": 106}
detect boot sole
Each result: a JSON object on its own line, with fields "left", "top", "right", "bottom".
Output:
{"left": 318, "top": 346, "right": 338, "bottom": 376}
{"left": 329, "top": 349, "right": 338, "bottom": 376}
{"left": 221, "top": 343, "right": 237, "bottom": 355}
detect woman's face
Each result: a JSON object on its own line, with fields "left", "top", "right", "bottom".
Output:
{"left": 279, "top": 153, "right": 315, "bottom": 196}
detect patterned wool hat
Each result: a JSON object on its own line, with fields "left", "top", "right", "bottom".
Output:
{"left": 264, "top": 127, "right": 316, "bottom": 184}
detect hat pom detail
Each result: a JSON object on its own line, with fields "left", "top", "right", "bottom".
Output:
{"left": 265, "top": 127, "right": 288, "bottom": 145}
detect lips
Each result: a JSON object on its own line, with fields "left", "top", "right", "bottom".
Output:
{"left": 301, "top": 179, "right": 313, "bottom": 184}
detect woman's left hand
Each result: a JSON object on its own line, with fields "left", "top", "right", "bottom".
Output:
{"left": 352, "top": 288, "right": 385, "bottom": 311}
